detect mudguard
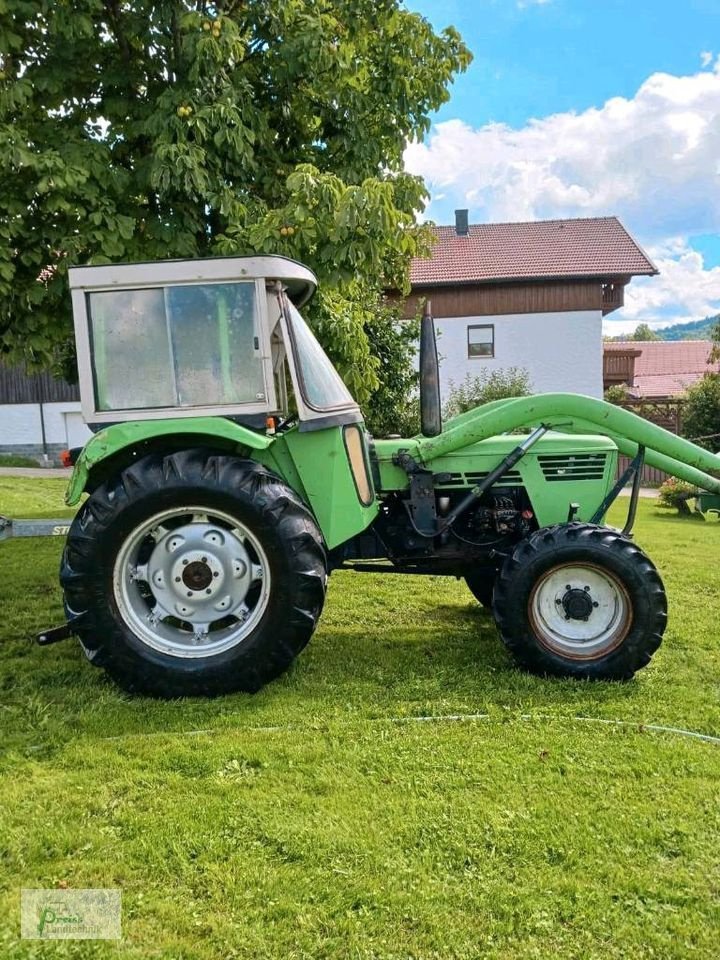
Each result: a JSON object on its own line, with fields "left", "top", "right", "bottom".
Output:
{"left": 65, "top": 418, "right": 272, "bottom": 506}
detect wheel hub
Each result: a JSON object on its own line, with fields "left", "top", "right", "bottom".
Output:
{"left": 182, "top": 560, "right": 214, "bottom": 592}
{"left": 561, "top": 587, "right": 594, "bottom": 621}
{"left": 114, "top": 507, "right": 270, "bottom": 658}
{"left": 528, "top": 562, "right": 632, "bottom": 660}
{"left": 167, "top": 547, "right": 228, "bottom": 610}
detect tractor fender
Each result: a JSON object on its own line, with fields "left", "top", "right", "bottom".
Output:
{"left": 65, "top": 417, "right": 273, "bottom": 506}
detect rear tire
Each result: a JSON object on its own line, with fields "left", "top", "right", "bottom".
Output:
{"left": 60, "top": 450, "right": 327, "bottom": 697}
{"left": 492, "top": 523, "right": 666, "bottom": 680}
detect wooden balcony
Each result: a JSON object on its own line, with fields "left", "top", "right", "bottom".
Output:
{"left": 603, "top": 348, "right": 641, "bottom": 387}
{"left": 601, "top": 281, "right": 625, "bottom": 315}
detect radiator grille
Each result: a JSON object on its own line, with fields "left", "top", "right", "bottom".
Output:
{"left": 537, "top": 453, "right": 608, "bottom": 482}
{"left": 435, "top": 470, "right": 523, "bottom": 488}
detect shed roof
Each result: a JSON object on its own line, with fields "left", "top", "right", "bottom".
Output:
{"left": 411, "top": 216, "right": 657, "bottom": 287}
{"left": 605, "top": 339, "right": 716, "bottom": 398}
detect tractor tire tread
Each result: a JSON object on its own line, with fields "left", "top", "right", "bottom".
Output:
{"left": 492, "top": 522, "right": 666, "bottom": 681}
{"left": 60, "top": 449, "right": 327, "bottom": 697}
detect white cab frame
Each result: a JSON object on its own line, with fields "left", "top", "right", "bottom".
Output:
{"left": 69, "top": 255, "right": 318, "bottom": 424}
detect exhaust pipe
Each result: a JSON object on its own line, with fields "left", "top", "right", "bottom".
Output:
{"left": 420, "top": 300, "right": 442, "bottom": 437}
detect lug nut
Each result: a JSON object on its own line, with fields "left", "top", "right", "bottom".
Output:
{"left": 175, "top": 576, "right": 181, "bottom": 583}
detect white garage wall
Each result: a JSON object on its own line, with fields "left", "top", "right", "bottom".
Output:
{"left": 434, "top": 310, "right": 604, "bottom": 400}
{"left": 41, "top": 402, "right": 92, "bottom": 445}
{"left": 0, "top": 401, "right": 91, "bottom": 452}
{"left": 0, "top": 405, "right": 42, "bottom": 445}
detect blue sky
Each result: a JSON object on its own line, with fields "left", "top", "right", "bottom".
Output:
{"left": 403, "top": 0, "right": 720, "bottom": 332}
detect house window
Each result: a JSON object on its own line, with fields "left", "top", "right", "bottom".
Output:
{"left": 468, "top": 324, "right": 494, "bottom": 358}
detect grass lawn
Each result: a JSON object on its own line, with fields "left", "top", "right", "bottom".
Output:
{"left": 0, "top": 478, "right": 719, "bottom": 959}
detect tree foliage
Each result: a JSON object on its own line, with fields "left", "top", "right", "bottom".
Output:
{"left": 0, "top": 0, "right": 470, "bottom": 403}
{"left": 603, "top": 383, "right": 630, "bottom": 405}
{"left": 363, "top": 304, "right": 420, "bottom": 438}
{"left": 628, "top": 323, "right": 661, "bottom": 342}
{"left": 709, "top": 317, "right": 720, "bottom": 365}
{"left": 653, "top": 314, "right": 719, "bottom": 341}
{"left": 682, "top": 373, "right": 720, "bottom": 453}
{"left": 442, "top": 368, "right": 532, "bottom": 419}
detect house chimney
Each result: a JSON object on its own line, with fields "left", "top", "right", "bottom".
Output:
{"left": 455, "top": 209, "right": 469, "bottom": 236}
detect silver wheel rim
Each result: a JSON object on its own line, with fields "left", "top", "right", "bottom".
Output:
{"left": 529, "top": 562, "right": 632, "bottom": 660}
{"left": 113, "top": 506, "right": 271, "bottom": 659}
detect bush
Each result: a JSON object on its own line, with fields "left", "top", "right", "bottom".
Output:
{"left": 443, "top": 368, "right": 532, "bottom": 419}
{"left": 682, "top": 373, "right": 720, "bottom": 453}
{"left": 657, "top": 477, "right": 698, "bottom": 515}
{"left": 604, "top": 384, "right": 630, "bottom": 405}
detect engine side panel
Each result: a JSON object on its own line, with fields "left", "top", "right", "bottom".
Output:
{"left": 373, "top": 432, "right": 618, "bottom": 527}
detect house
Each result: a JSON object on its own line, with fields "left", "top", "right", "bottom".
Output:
{"left": 0, "top": 364, "right": 91, "bottom": 463}
{"left": 603, "top": 340, "right": 717, "bottom": 399}
{"left": 403, "top": 212, "right": 658, "bottom": 400}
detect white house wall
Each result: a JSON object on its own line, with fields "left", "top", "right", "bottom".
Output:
{"left": 0, "top": 401, "right": 91, "bottom": 460}
{"left": 434, "top": 309, "right": 603, "bottom": 400}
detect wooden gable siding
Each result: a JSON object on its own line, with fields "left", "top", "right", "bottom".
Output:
{"left": 0, "top": 364, "right": 79, "bottom": 404}
{"left": 399, "top": 280, "right": 608, "bottom": 320}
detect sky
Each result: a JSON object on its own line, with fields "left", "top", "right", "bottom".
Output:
{"left": 402, "top": 0, "right": 720, "bottom": 334}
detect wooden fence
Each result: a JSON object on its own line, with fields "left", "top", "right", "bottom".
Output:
{"left": 617, "top": 456, "right": 668, "bottom": 487}
{"left": 613, "top": 398, "right": 687, "bottom": 487}
{"left": 0, "top": 364, "right": 79, "bottom": 404}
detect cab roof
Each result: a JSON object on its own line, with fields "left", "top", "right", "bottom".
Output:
{"left": 68, "top": 254, "right": 318, "bottom": 307}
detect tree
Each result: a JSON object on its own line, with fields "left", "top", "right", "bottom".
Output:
{"left": 0, "top": 1, "right": 470, "bottom": 403}
{"left": 709, "top": 317, "right": 720, "bottom": 365}
{"left": 628, "top": 323, "right": 661, "bottom": 341}
{"left": 682, "top": 374, "right": 720, "bottom": 453}
{"left": 442, "top": 368, "right": 532, "bottom": 419}
{"left": 363, "top": 304, "right": 420, "bottom": 438}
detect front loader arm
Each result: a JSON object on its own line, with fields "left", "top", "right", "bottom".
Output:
{"left": 415, "top": 394, "right": 720, "bottom": 495}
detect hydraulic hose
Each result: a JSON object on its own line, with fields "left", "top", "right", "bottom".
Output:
{"left": 415, "top": 393, "right": 720, "bottom": 494}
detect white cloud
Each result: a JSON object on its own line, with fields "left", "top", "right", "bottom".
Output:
{"left": 405, "top": 63, "right": 720, "bottom": 234}
{"left": 619, "top": 240, "right": 720, "bottom": 324}
{"left": 405, "top": 61, "right": 720, "bottom": 327}
{"left": 701, "top": 51, "right": 713, "bottom": 67}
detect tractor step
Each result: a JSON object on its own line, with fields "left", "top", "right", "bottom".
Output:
{"left": 36, "top": 623, "right": 74, "bottom": 646}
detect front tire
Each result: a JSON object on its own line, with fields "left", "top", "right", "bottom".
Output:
{"left": 492, "top": 523, "right": 666, "bottom": 680}
{"left": 464, "top": 570, "right": 495, "bottom": 608}
{"left": 60, "top": 450, "right": 327, "bottom": 697}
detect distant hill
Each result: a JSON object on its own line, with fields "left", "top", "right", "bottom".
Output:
{"left": 656, "top": 316, "right": 719, "bottom": 340}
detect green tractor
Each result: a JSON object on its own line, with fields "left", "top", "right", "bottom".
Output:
{"left": 46, "top": 254, "right": 720, "bottom": 697}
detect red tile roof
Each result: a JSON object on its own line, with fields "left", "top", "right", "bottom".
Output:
{"left": 605, "top": 340, "right": 717, "bottom": 398}
{"left": 411, "top": 216, "right": 657, "bottom": 286}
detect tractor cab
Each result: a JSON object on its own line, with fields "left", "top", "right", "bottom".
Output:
{"left": 68, "top": 255, "right": 361, "bottom": 433}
